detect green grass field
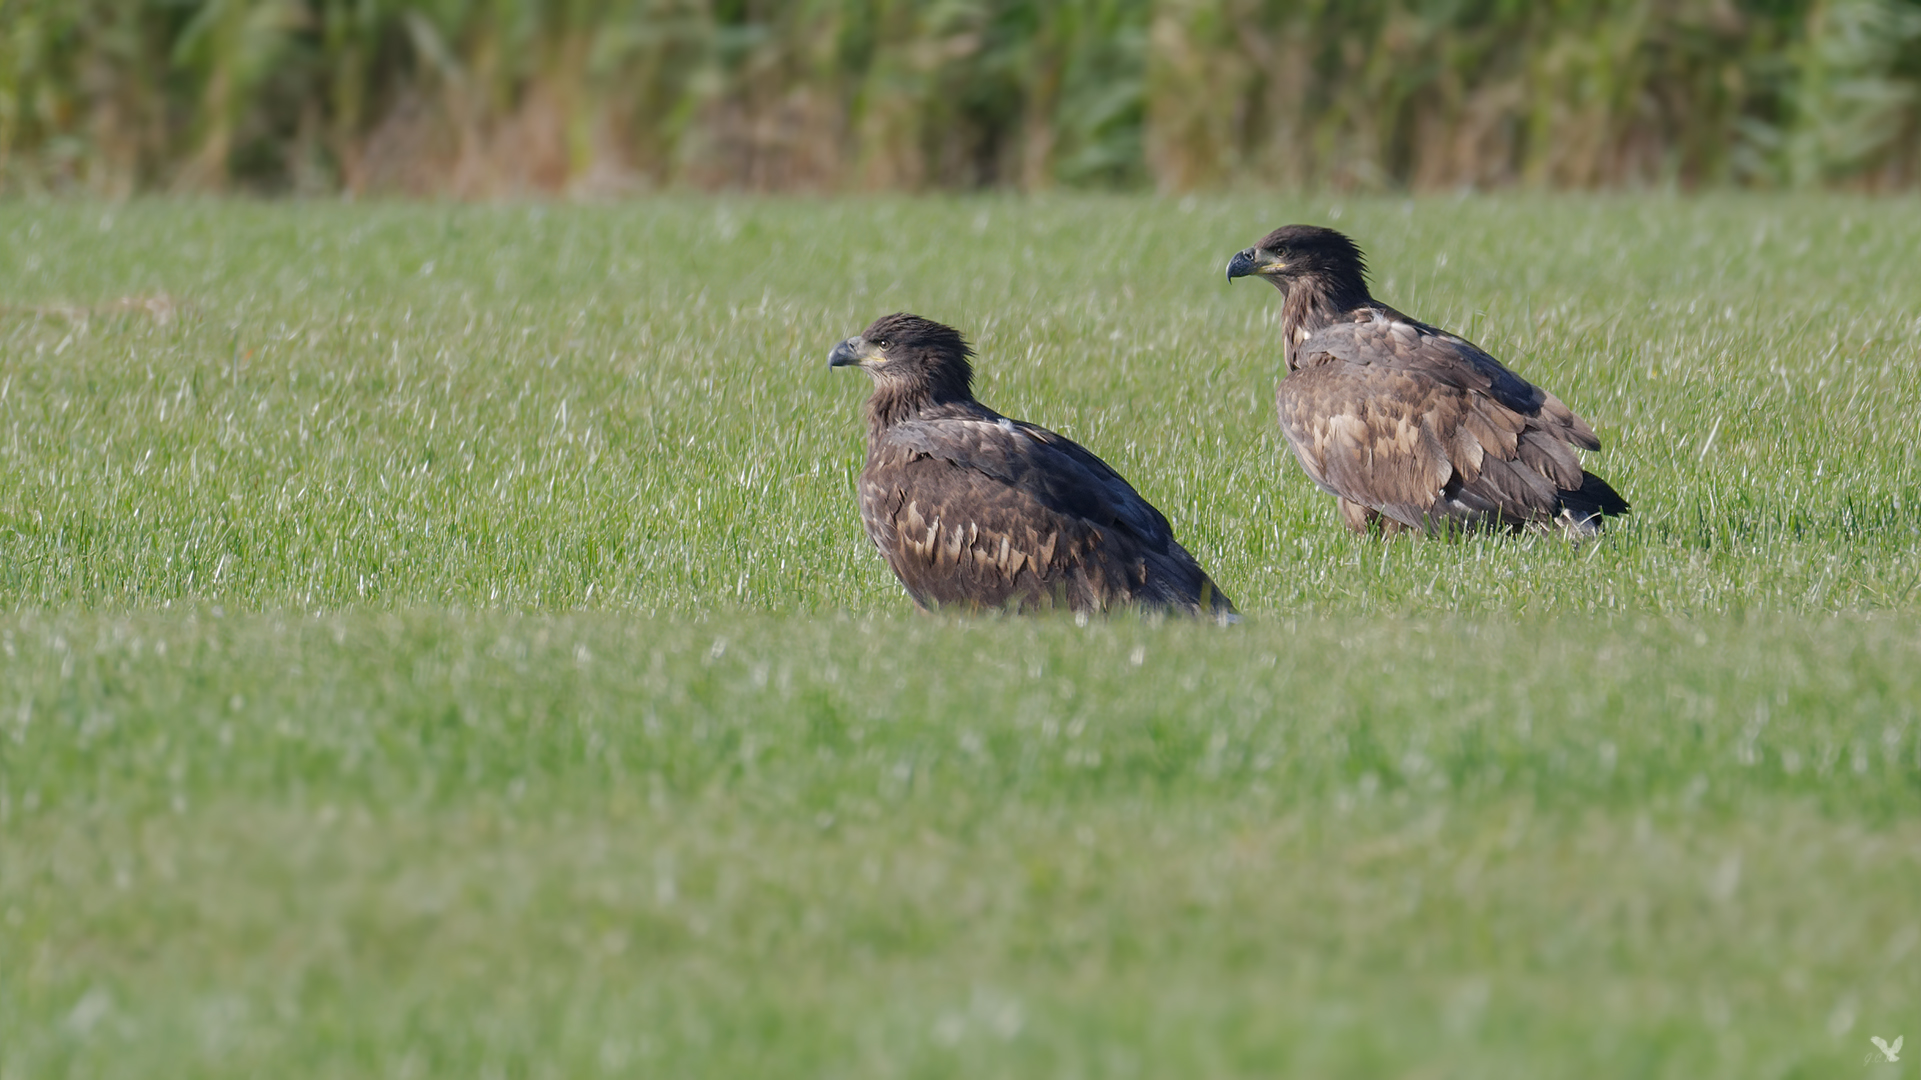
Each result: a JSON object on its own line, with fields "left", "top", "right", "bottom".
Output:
{"left": 2, "top": 195, "right": 1920, "bottom": 1078}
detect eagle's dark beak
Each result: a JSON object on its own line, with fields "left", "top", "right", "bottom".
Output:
{"left": 827, "top": 337, "right": 865, "bottom": 368}
{"left": 1225, "top": 248, "right": 1262, "bottom": 281}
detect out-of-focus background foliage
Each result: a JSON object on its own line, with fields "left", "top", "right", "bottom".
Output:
{"left": 4, "top": 0, "right": 1919, "bottom": 197}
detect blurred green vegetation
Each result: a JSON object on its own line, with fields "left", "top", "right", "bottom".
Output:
{"left": 3, "top": 0, "right": 1920, "bottom": 195}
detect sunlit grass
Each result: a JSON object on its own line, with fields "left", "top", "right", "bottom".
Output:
{"left": 2, "top": 195, "right": 1919, "bottom": 1077}
{"left": 3, "top": 196, "right": 1918, "bottom": 615}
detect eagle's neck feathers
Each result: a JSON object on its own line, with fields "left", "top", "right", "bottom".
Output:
{"left": 864, "top": 366, "right": 979, "bottom": 435}
{"left": 1280, "top": 271, "right": 1373, "bottom": 369}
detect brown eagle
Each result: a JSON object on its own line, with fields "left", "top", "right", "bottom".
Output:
{"left": 1227, "top": 225, "right": 1628, "bottom": 535}
{"left": 829, "top": 313, "right": 1236, "bottom": 617}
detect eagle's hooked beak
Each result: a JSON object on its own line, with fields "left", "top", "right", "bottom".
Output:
{"left": 827, "top": 337, "right": 869, "bottom": 369}
{"left": 1225, "top": 247, "right": 1279, "bottom": 282}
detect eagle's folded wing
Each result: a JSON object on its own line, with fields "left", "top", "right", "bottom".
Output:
{"left": 1280, "top": 318, "right": 1605, "bottom": 531}
{"left": 865, "top": 416, "right": 1229, "bottom": 613}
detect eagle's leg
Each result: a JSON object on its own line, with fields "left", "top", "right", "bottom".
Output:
{"left": 1337, "top": 498, "right": 1409, "bottom": 536}
{"left": 1337, "top": 498, "right": 1372, "bottom": 533}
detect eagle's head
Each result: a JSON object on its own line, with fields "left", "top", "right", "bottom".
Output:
{"left": 828, "top": 313, "right": 974, "bottom": 401}
{"left": 1226, "top": 224, "right": 1369, "bottom": 297}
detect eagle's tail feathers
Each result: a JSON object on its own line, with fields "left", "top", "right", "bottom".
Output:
{"left": 1562, "top": 471, "right": 1630, "bottom": 517}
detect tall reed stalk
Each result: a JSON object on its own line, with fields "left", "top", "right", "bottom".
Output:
{"left": 2, "top": 0, "right": 1918, "bottom": 194}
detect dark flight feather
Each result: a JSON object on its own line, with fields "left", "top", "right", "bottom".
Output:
{"left": 1228, "top": 225, "right": 1628, "bottom": 535}
{"left": 830, "top": 313, "right": 1236, "bottom": 617}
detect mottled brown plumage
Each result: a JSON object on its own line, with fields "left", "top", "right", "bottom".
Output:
{"left": 1227, "top": 225, "right": 1628, "bottom": 535}
{"left": 828, "top": 313, "right": 1236, "bottom": 617}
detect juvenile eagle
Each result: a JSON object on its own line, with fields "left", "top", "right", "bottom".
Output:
{"left": 1227, "top": 225, "right": 1628, "bottom": 535}
{"left": 829, "top": 313, "right": 1236, "bottom": 617}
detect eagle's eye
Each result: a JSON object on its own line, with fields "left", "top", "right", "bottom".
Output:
{"left": 875, "top": 338, "right": 891, "bottom": 348}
